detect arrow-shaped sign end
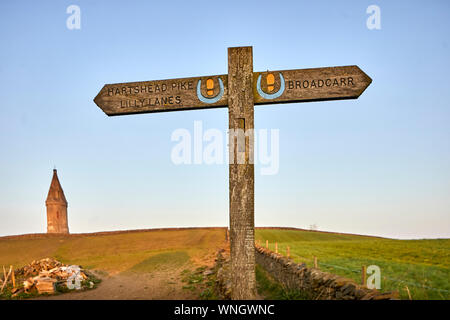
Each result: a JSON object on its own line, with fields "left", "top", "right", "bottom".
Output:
{"left": 354, "top": 66, "right": 372, "bottom": 98}
{"left": 93, "top": 85, "right": 115, "bottom": 117}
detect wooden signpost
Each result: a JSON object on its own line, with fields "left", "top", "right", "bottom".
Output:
{"left": 94, "top": 46, "right": 372, "bottom": 300}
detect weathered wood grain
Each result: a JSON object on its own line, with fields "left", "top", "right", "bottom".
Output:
{"left": 253, "top": 66, "right": 372, "bottom": 105}
{"left": 94, "top": 75, "right": 228, "bottom": 116}
{"left": 94, "top": 66, "right": 371, "bottom": 116}
{"left": 228, "top": 46, "right": 256, "bottom": 300}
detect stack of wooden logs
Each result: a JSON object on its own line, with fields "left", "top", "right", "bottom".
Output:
{"left": 2, "top": 258, "right": 88, "bottom": 296}
{"left": 17, "top": 258, "right": 63, "bottom": 277}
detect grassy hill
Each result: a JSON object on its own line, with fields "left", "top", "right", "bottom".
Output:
{"left": 0, "top": 228, "right": 228, "bottom": 300}
{"left": 0, "top": 227, "right": 448, "bottom": 300}
{"left": 0, "top": 228, "right": 226, "bottom": 274}
{"left": 255, "top": 228, "right": 450, "bottom": 300}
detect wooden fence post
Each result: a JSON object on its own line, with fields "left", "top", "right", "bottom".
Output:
{"left": 314, "top": 256, "right": 318, "bottom": 269}
{"left": 275, "top": 242, "right": 278, "bottom": 254}
{"left": 287, "top": 246, "right": 290, "bottom": 259}
{"left": 361, "top": 265, "right": 367, "bottom": 286}
{"left": 11, "top": 266, "right": 15, "bottom": 288}
{"left": 266, "top": 240, "right": 268, "bottom": 249}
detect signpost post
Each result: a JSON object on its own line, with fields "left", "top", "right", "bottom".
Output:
{"left": 94, "top": 46, "right": 372, "bottom": 300}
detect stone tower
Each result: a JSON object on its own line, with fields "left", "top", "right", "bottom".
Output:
{"left": 46, "top": 169, "right": 69, "bottom": 234}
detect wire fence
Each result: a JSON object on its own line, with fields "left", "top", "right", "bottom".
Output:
{"left": 256, "top": 241, "right": 450, "bottom": 295}
{"left": 318, "top": 260, "right": 450, "bottom": 293}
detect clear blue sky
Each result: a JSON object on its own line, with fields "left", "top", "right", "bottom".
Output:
{"left": 0, "top": 0, "right": 449, "bottom": 239}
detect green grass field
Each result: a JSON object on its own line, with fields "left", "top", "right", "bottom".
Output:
{"left": 255, "top": 229, "right": 450, "bottom": 300}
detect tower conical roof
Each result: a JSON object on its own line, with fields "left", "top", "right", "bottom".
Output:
{"left": 46, "top": 169, "right": 68, "bottom": 205}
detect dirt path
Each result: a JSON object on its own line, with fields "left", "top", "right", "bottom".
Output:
{"left": 34, "top": 267, "right": 199, "bottom": 300}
